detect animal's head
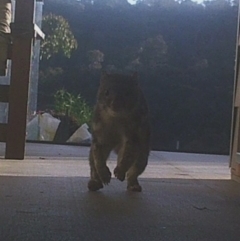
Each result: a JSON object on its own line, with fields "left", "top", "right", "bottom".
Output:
{"left": 97, "top": 71, "right": 139, "bottom": 116}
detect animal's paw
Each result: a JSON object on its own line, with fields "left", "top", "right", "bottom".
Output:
{"left": 114, "top": 166, "right": 126, "bottom": 182}
{"left": 88, "top": 179, "right": 103, "bottom": 191}
{"left": 127, "top": 184, "right": 142, "bottom": 192}
{"left": 97, "top": 166, "right": 111, "bottom": 185}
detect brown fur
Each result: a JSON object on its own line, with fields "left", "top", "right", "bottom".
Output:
{"left": 88, "top": 72, "right": 150, "bottom": 192}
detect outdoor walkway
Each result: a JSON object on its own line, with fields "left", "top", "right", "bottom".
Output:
{"left": 0, "top": 143, "right": 239, "bottom": 241}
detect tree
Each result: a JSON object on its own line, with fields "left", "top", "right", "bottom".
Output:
{"left": 138, "top": 34, "right": 168, "bottom": 69}
{"left": 136, "top": 0, "right": 179, "bottom": 7}
{"left": 40, "top": 0, "right": 238, "bottom": 153}
{"left": 87, "top": 50, "right": 104, "bottom": 70}
{"left": 41, "top": 13, "right": 77, "bottom": 60}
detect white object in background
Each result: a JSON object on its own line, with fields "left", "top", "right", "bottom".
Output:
{"left": 39, "top": 113, "right": 60, "bottom": 141}
{"left": 26, "top": 113, "right": 60, "bottom": 141}
{"left": 67, "top": 123, "right": 92, "bottom": 143}
{"left": 26, "top": 114, "right": 40, "bottom": 140}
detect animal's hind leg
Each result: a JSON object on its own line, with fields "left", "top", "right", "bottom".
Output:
{"left": 126, "top": 157, "right": 148, "bottom": 192}
{"left": 126, "top": 165, "right": 142, "bottom": 192}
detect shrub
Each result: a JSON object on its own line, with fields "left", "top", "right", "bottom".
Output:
{"left": 54, "top": 89, "right": 93, "bottom": 127}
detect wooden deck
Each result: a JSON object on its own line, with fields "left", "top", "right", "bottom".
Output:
{"left": 0, "top": 143, "right": 239, "bottom": 241}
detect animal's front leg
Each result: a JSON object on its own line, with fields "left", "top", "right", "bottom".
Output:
{"left": 114, "top": 140, "right": 136, "bottom": 182}
{"left": 88, "top": 147, "right": 104, "bottom": 191}
{"left": 92, "top": 142, "right": 112, "bottom": 185}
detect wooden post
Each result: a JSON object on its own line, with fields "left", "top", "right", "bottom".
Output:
{"left": 5, "top": 0, "right": 35, "bottom": 159}
{"left": 230, "top": 3, "right": 240, "bottom": 180}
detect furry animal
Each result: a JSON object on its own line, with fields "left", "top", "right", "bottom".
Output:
{"left": 88, "top": 71, "right": 150, "bottom": 192}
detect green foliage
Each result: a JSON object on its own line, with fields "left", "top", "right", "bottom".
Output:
{"left": 39, "top": 67, "right": 63, "bottom": 84}
{"left": 41, "top": 13, "right": 78, "bottom": 60}
{"left": 54, "top": 89, "right": 93, "bottom": 126}
{"left": 38, "top": 67, "right": 64, "bottom": 109}
{"left": 40, "top": 0, "right": 238, "bottom": 153}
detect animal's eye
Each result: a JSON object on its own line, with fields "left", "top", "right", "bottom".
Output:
{"left": 105, "top": 90, "right": 109, "bottom": 97}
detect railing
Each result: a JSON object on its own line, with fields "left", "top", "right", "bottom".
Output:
{"left": 0, "top": 0, "right": 44, "bottom": 159}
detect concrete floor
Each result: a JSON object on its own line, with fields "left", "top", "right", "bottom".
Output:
{"left": 0, "top": 143, "right": 239, "bottom": 241}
